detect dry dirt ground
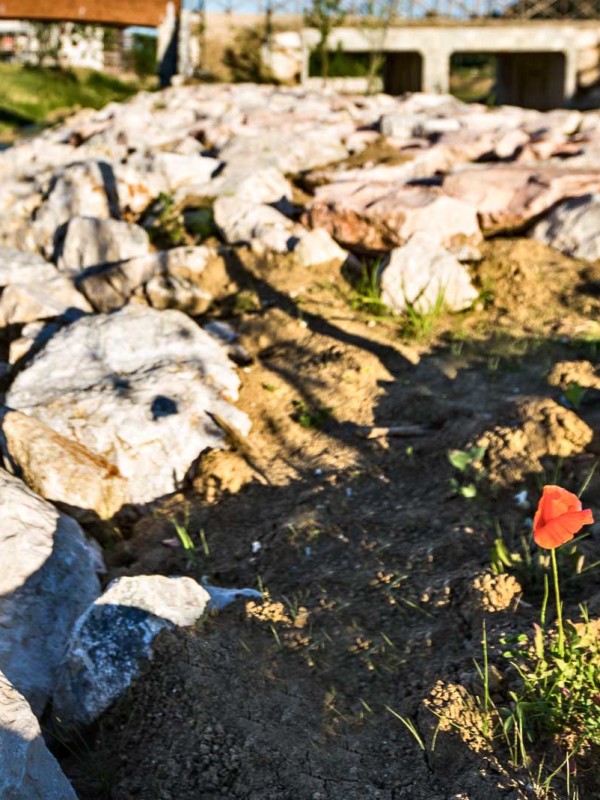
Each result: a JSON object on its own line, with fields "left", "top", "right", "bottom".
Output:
{"left": 55, "top": 238, "right": 600, "bottom": 799}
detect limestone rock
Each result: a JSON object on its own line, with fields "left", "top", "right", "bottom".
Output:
{"left": 57, "top": 216, "right": 150, "bottom": 275}
{"left": 201, "top": 166, "right": 292, "bottom": 204}
{"left": 8, "top": 321, "right": 61, "bottom": 365}
{"left": 6, "top": 305, "right": 250, "bottom": 504}
{"left": 1, "top": 409, "right": 128, "bottom": 521}
{"left": 217, "top": 126, "right": 349, "bottom": 175}
{"left": 306, "top": 185, "right": 481, "bottom": 252}
{"left": 380, "top": 233, "right": 479, "bottom": 315}
{"left": 531, "top": 194, "right": 600, "bottom": 261}
{"left": 0, "top": 276, "right": 91, "bottom": 326}
{"left": 0, "top": 248, "right": 58, "bottom": 287}
{"left": 443, "top": 166, "right": 600, "bottom": 234}
{"left": 214, "top": 197, "right": 300, "bottom": 253}
{"left": 151, "top": 152, "right": 220, "bottom": 191}
{"left": 294, "top": 228, "right": 347, "bottom": 267}
{"left": 0, "top": 670, "right": 78, "bottom": 800}
{"left": 53, "top": 575, "right": 210, "bottom": 727}
{"left": 27, "top": 160, "right": 117, "bottom": 257}
{"left": 0, "top": 469, "right": 101, "bottom": 714}
{"left": 78, "top": 246, "right": 214, "bottom": 314}
{"left": 144, "top": 273, "right": 212, "bottom": 314}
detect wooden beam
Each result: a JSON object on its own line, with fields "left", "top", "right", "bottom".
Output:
{"left": 0, "top": 0, "right": 175, "bottom": 28}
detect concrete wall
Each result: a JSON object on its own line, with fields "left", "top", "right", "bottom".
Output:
{"left": 301, "top": 23, "right": 600, "bottom": 108}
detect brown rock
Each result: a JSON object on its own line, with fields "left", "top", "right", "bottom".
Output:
{"left": 1, "top": 409, "right": 128, "bottom": 521}
{"left": 304, "top": 185, "right": 481, "bottom": 253}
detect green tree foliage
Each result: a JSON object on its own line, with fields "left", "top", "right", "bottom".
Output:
{"left": 305, "top": 0, "right": 347, "bottom": 79}
{"left": 130, "top": 34, "right": 157, "bottom": 78}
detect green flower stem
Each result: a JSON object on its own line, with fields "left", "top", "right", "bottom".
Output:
{"left": 551, "top": 548, "right": 564, "bottom": 658}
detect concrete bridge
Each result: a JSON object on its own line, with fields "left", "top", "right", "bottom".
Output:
{"left": 301, "top": 22, "right": 600, "bottom": 109}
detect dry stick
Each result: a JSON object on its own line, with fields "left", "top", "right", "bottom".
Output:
{"left": 356, "top": 424, "right": 427, "bottom": 439}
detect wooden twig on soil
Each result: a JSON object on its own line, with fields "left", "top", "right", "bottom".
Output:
{"left": 355, "top": 424, "right": 427, "bottom": 439}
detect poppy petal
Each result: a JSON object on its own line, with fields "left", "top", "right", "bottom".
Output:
{"left": 533, "top": 509, "right": 594, "bottom": 550}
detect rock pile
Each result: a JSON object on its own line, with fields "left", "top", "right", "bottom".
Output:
{"left": 3, "top": 81, "right": 600, "bottom": 798}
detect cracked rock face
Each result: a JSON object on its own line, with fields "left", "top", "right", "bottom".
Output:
{"left": 0, "top": 669, "right": 78, "bottom": 800}
{"left": 0, "top": 469, "right": 102, "bottom": 715}
{"left": 531, "top": 193, "right": 600, "bottom": 261}
{"left": 6, "top": 305, "right": 250, "bottom": 503}
{"left": 0, "top": 409, "right": 128, "bottom": 522}
{"left": 53, "top": 575, "right": 211, "bottom": 727}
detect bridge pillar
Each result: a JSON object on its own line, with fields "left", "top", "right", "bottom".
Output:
{"left": 421, "top": 49, "right": 450, "bottom": 95}
{"left": 157, "top": 1, "right": 178, "bottom": 87}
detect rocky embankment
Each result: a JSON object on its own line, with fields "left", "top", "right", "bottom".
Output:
{"left": 1, "top": 84, "right": 600, "bottom": 797}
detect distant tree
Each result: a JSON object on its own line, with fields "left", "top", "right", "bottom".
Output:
{"left": 30, "top": 22, "right": 61, "bottom": 67}
{"left": 130, "top": 33, "right": 157, "bottom": 78}
{"left": 503, "top": 0, "right": 600, "bottom": 16}
{"left": 223, "top": 27, "right": 276, "bottom": 83}
{"left": 305, "top": 0, "right": 347, "bottom": 80}
{"left": 357, "top": 0, "right": 399, "bottom": 93}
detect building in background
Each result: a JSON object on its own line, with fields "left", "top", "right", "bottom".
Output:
{"left": 0, "top": 20, "right": 105, "bottom": 69}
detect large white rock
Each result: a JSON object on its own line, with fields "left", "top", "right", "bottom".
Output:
{"left": 6, "top": 306, "right": 250, "bottom": 504}
{"left": 53, "top": 575, "right": 210, "bottom": 727}
{"left": 201, "top": 166, "right": 292, "bottom": 204}
{"left": 380, "top": 233, "right": 479, "bottom": 315}
{"left": 0, "top": 469, "right": 101, "bottom": 714}
{"left": 294, "top": 228, "right": 347, "bottom": 267}
{"left": 150, "top": 152, "right": 220, "bottom": 192}
{"left": 531, "top": 194, "right": 600, "bottom": 261}
{"left": 307, "top": 184, "right": 482, "bottom": 252}
{"left": 57, "top": 216, "right": 150, "bottom": 275}
{"left": 1, "top": 409, "right": 128, "bottom": 522}
{"left": 0, "top": 248, "right": 58, "bottom": 287}
{"left": 0, "top": 670, "right": 78, "bottom": 800}
{"left": 0, "top": 276, "right": 91, "bottom": 326}
{"left": 29, "top": 160, "right": 118, "bottom": 257}
{"left": 214, "top": 196, "right": 300, "bottom": 253}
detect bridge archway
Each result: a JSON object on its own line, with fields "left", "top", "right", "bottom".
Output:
{"left": 450, "top": 50, "right": 566, "bottom": 109}
{"left": 383, "top": 51, "right": 423, "bottom": 95}
{"left": 495, "top": 51, "right": 567, "bottom": 109}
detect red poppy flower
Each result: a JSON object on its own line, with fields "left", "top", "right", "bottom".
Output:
{"left": 533, "top": 485, "right": 594, "bottom": 550}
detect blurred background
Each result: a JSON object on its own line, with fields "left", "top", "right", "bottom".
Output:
{"left": 2, "top": 0, "right": 600, "bottom": 143}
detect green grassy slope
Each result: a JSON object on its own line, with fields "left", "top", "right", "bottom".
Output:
{"left": 0, "top": 64, "right": 140, "bottom": 140}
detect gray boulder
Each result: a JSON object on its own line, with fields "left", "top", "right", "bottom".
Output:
{"left": 53, "top": 575, "right": 210, "bottom": 727}
{"left": 0, "top": 670, "right": 78, "bottom": 800}
{"left": 531, "top": 194, "right": 600, "bottom": 261}
{"left": 28, "top": 161, "right": 118, "bottom": 257}
{"left": 57, "top": 216, "right": 150, "bottom": 275}
{"left": 0, "top": 469, "right": 102, "bottom": 714}
{"left": 78, "top": 245, "right": 214, "bottom": 313}
{"left": 214, "top": 197, "right": 300, "bottom": 254}
{"left": 6, "top": 305, "right": 250, "bottom": 503}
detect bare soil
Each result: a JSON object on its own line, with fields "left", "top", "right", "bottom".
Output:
{"left": 56, "top": 238, "right": 600, "bottom": 800}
